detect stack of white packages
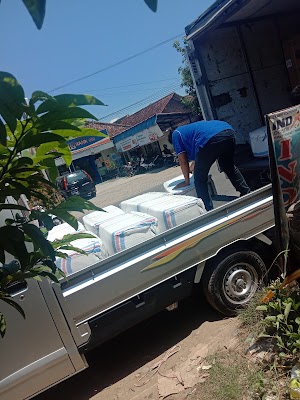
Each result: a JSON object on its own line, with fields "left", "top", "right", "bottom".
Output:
{"left": 47, "top": 222, "right": 108, "bottom": 276}
{"left": 83, "top": 205, "right": 124, "bottom": 236}
{"left": 98, "top": 212, "right": 158, "bottom": 256}
{"left": 137, "top": 194, "right": 206, "bottom": 233}
{"left": 120, "top": 192, "right": 170, "bottom": 213}
{"left": 47, "top": 221, "right": 85, "bottom": 241}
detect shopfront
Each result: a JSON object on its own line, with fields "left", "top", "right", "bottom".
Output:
{"left": 55, "top": 131, "right": 124, "bottom": 183}
{"left": 113, "top": 113, "right": 198, "bottom": 161}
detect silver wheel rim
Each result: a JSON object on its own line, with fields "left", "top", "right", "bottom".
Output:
{"left": 222, "top": 262, "right": 259, "bottom": 305}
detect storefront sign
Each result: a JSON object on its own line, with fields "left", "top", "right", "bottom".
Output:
{"left": 266, "top": 105, "right": 300, "bottom": 272}
{"left": 68, "top": 131, "right": 109, "bottom": 154}
{"left": 267, "top": 106, "right": 300, "bottom": 207}
{"left": 115, "top": 124, "right": 163, "bottom": 152}
{"left": 115, "top": 136, "right": 138, "bottom": 152}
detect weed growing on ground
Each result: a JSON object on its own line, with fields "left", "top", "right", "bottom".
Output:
{"left": 256, "top": 280, "right": 300, "bottom": 364}
{"left": 189, "top": 350, "right": 266, "bottom": 400}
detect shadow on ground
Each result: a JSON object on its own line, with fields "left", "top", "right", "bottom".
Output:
{"left": 35, "top": 298, "right": 221, "bottom": 400}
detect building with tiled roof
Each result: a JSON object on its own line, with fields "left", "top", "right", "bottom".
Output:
{"left": 115, "top": 92, "right": 192, "bottom": 128}
{"left": 85, "top": 121, "right": 130, "bottom": 138}
{"left": 112, "top": 92, "right": 200, "bottom": 154}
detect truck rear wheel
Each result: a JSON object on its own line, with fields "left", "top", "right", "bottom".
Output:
{"left": 202, "top": 251, "right": 267, "bottom": 316}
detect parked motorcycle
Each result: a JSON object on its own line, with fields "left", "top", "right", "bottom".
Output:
{"left": 139, "top": 156, "right": 155, "bottom": 172}
{"left": 122, "top": 162, "right": 139, "bottom": 177}
{"left": 163, "top": 153, "right": 179, "bottom": 168}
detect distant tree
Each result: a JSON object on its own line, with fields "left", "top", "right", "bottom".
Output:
{"left": 173, "top": 40, "right": 201, "bottom": 116}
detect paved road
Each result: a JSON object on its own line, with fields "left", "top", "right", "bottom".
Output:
{"left": 73, "top": 163, "right": 238, "bottom": 221}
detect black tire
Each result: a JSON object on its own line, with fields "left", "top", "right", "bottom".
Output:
{"left": 202, "top": 250, "right": 267, "bottom": 316}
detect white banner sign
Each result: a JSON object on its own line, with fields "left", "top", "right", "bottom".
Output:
{"left": 115, "top": 124, "right": 164, "bottom": 152}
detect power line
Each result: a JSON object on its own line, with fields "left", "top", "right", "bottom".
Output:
{"left": 82, "top": 77, "right": 179, "bottom": 93}
{"left": 48, "top": 33, "right": 184, "bottom": 93}
{"left": 98, "top": 83, "right": 182, "bottom": 121}
{"left": 92, "top": 83, "right": 181, "bottom": 96}
{"left": 99, "top": 83, "right": 181, "bottom": 121}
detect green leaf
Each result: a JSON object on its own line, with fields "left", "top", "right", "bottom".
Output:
{"left": 0, "top": 119, "right": 6, "bottom": 146}
{"left": 52, "top": 232, "right": 95, "bottom": 247}
{"left": 0, "top": 312, "right": 6, "bottom": 338}
{"left": 40, "top": 107, "right": 98, "bottom": 125}
{"left": 38, "top": 120, "right": 82, "bottom": 132}
{"left": 50, "top": 196, "right": 101, "bottom": 213}
{"left": 57, "top": 245, "right": 87, "bottom": 255}
{"left": 0, "top": 248, "right": 4, "bottom": 264}
{"left": 265, "top": 315, "right": 277, "bottom": 322}
{"left": 276, "top": 335, "right": 284, "bottom": 348}
{"left": 36, "top": 94, "right": 105, "bottom": 114}
{"left": 31, "top": 90, "right": 53, "bottom": 104}
{"left": 295, "top": 317, "right": 300, "bottom": 325}
{"left": 52, "top": 127, "right": 107, "bottom": 140}
{"left": 39, "top": 157, "right": 58, "bottom": 181}
{"left": 0, "top": 72, "right": 25, "bottom": 133}
{"left": 10, "top": 156, "right": 34, "bottom": 169}
{"left": 0, "top": 204, "right": 29, "bottom": 211}
{"left": 284, "top": 302, "right": 292, "bottom": 320}
{"left": 144, "top": 0, "right": 158, "bottom": 12}
{"left": 256, "top": 305, "right": 268, "bottom": 311}
{"left": 17, "top": 132, "right": 65, "bottom": 152}
{"left": 0, "top": 226, "right": 29, "bottom": 268}
{"left": 36, "top": 141, "right": 72, "bottom": 168}
{"left": 2, "top": 296, "right": 25, "bottom": 319}
{"left": 22, "top": 0, "right": 46, "bottom": 30}
{"left": 23, "top": 174, "right": 57, "bottom": 190}
{"left": 22, "top": 224, "right": 56, "bottom": 261}
{"left": 47, "top": 210, "right": 78, "bottom": 230}
{"left": 47, "top": 199, "right": 102, "bottom": 228}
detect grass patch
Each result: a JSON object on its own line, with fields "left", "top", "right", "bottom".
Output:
{"left": 189, "top": 351, "right": 265, "bottom": 400}
{"left": 188, "top": 286, "right": 292, "bottom": 399}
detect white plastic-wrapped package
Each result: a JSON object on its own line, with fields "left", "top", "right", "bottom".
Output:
{"left": 83, "top": 205, "right": 124, "bottom": 235}
{"left": 163, "top": 174, "right": 197, "bottom": 197}
{"left": 137, "top": 194, "right": 206, "bottom": 232}
{"left": 98, "top": 212, "right": 158, "bottom": 256}
{"left": 47, "top": 222, "right": 85, "bottom": 242}
{"left": 248, "top": 126, "right": 268, "bottom": 158}
{"left": 55, "top": 233, "right": 108, "bottom": 276}
{"left": 163, "top": 174, "right": 217, "bottom": 200}
{"left": 120, "top": 192, "right": 169, "bottom": 213}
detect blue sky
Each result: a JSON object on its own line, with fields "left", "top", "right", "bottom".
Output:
{"left": 0, "top": 0, "right": 214, "bottom": 121}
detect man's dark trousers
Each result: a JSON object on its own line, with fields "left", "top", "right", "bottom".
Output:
{"left": 193, "top": 130, "right": 251, "bottom": 211}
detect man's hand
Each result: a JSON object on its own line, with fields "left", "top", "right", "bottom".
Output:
{"left": 174, "top": 181, "right": 190, "bottom": 189}
{"left": 189, "top": 161, "right": 195, "bottom": 173}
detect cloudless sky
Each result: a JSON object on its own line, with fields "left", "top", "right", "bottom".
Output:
{"left": 0, "top": 0, "right": 214, "bottom": 121}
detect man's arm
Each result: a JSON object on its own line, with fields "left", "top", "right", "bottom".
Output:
{"left": 174, "top": 152, "right": 190, "bottom": 188}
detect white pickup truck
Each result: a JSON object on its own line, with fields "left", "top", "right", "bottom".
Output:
{"left": 0, "top": 184, "right": 274, "bottom": 400}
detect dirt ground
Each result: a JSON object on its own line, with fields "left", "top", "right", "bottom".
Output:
{"left": 36, "top": 300, "right": 239, "bottom": 400}
{"left": 36, "top": 163, "right": 239, "bottom": 400}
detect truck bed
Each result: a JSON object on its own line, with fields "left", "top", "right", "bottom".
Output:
{"left": 58, "top": 185, "right": 273, "bottom": 334}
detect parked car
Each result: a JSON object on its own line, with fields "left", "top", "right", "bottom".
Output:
{"left": 56, "top": 170, "right": 96, "bottom": 199}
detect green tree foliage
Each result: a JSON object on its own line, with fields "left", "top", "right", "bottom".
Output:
{"left": 0, "top": 71, "right": 107, "bottom": 336}
{"left": 173, "top": 40, "right": 201, "bottom": 116}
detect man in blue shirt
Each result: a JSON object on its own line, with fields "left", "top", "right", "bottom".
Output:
{"left": 168, "top": 120, "right": 251, "bottom": 211}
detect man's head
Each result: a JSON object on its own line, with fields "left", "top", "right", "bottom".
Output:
{"left": 168, "top": 130, "right": 173, "bottom": 144}
{"left": 163, "top": 144, "right": 168, "bottom": 148}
